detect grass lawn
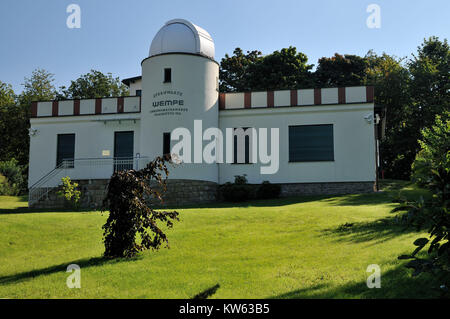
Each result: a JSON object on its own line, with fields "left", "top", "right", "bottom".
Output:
{"left": 0, "top": 181, "right": 438, "bottom": 299}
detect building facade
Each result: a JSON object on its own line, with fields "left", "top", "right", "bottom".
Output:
{"left": 28, "top": 19, "right": 383, "bottom": 208}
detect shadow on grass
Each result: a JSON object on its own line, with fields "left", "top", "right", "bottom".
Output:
{"left": 0, "top": 206, "right": 101, "bottom": 215}
{"left": 192, "top": 284, "right": 221, "bottom": 299}
{"left": 0, "top": 255, "right": 139, "bottom": 285}
{"left": 321, "top": 216, "right": 418, "bottom": 245}
{"left": 270, "top": 264, "right": 441, "bottom": 299}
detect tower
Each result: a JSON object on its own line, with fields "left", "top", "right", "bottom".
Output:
{"left": 140, "top": 19, "right": 219, "bottom": 184}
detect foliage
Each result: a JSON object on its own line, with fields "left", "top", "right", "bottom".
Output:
{"left": 408, "top": 37, "right": 450, "bottom": 133}
{"left": 394, "top": 112, "right": 450, "bottom": 296}
{"left": 56, "top": 176, "right": 81, "bottom": 209}
{"left": 219, "top": 48, "right": 262, "bottom": 92}
{"left": 0, "top": 81, "right": 15, "bottom": 108}
{"left": 257, "top": 181, "right": 281, "bottom": 199}
{"left": 365, "top": 51, "right": 413, "bottom": 180}
{"left": 0, "top": 173, "right": 17, "bottom": 196}
{"left": 102, "top": 156, "right": 180, "bottom": 258}
{"left": 411, "top": 112, "right": 450, "bottom": 187}
{"left": 315, "top": 53, "right": 367, "bottom": 87}
{"left": 234, "top": 174, "right": 248, "bottom": 185}
{"left": 18, "top": 68, "right": 57, "bottom": 106}
{"left": 1, "top": 69, "right": 56, "bottom": 171}
{"left": 220, "top": 174, "right": 254, "bottom": 202}
{"left": 0, "top": 159, "right": 25, "bottom": 195}
{"left": 59, "top": 69, "right": 129, "bottom": 99}
{"left": 219, "top": 47, "right": 314, "bottom": 92}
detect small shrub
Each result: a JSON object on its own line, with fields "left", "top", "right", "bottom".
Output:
{"left": 257, "top": 181, "right": 281, "bottom": 199}
{"left": 220, "top": 175, "right": 255, "bottom": 202}
{"left": 0, "top": 173, "right": 13, "bottom": 195}
{"left": 234, "top": 174, "right": 248, "bottom": 185}
{"left": 220, "top": 182, "right": 250, "bottom": 202}
{"left": 57, "top": 176, "right": 81, "bottom": 209}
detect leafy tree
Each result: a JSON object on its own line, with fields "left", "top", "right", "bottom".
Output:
{"left": 384, "top": 37, "right": 450, "bottom": 180}
{"left": 219, "top": 47, "right": 314, "bottom": 92}
{"left": 60, "top": 69, "right": 129, "bottom": 99}
{"left": 102, "top": 156, "right": 180, "bottom": 258}
{"left": 0, "top": 69, "right": 56, "bottom": 170}
{"left": 219, "top": 48, "right": 262, "bottom": 92}
{"left": 365, "top": 52, "right": 413, "bottom": 179}
{"left": 246, "top": 47, "right": 314, "bottom": 90}
{"left": 0, "top": 81, "right": 15, "bottom": 108}
{"left": 315, "top": 53, "right": 368, "bottom": 87}
{"left": 0, "top": 81, "right": 17, "bottom": 164}
{"left": 408, "top": 37, "right": 450, "bottom": 135}
{"left": 18, "top": 68, "right": 57, "bottom": 106}
{"left": 395, "top": 112, "right": 450, "bottom": 296}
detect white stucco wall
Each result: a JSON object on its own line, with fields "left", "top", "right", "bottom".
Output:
{"left": 218, "top": 103, "right": 376, "bottom": 184}
{"left": 28, "top": 114, "right": 141, "bottom": 187}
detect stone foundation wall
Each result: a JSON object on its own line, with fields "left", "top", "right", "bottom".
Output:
{"left": 31, "top": 179, "right": 218, "bottom": 209}
{"left": 279, "top": 181, "right": 376, "bottom": 197}
{"left": 30, "top": 179, "right": 375, "bottom": 209}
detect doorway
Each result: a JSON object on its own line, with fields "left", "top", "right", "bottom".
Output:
{"left": 114, "top": 131, "right": 134, "bottom": 171}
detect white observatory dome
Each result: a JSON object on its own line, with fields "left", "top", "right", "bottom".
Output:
{"left": 149, "top": 19, "right": 215, "bottom": 60}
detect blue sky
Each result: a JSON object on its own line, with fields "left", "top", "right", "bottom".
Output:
{"left": 0, "top": 0, "right": 449, "bottom": 93}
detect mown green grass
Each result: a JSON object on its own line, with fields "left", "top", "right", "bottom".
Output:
{"left": 0, "top": 181, "right": 437, "bottom": 298}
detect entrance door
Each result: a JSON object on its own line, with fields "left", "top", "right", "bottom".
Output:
{"left": 114, "top": 131, "right": 134, "bottom": 171}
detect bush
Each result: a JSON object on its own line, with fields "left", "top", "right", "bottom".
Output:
{"left": 257, "top": 181, "right": 281, "bottom": 199}
{"left": 394, "top": 112, "right": 450, "bottom": 296}
{"left": 57, "top": 176, "right": 81, "bottom": 209}
{"left": 0, "top": 159, "right": 24, "bottom": 195}
{"left": 0, "top": 173, "right": 11, "bottom": 195}
{"left": 102, "top": 156, "right": 180, "bottom": 258}
{"left": 220, "top": 175, "right": 253, "bottom": 202}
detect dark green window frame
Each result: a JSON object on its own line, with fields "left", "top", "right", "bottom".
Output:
{"left": 289, "top": 124, "right": 334, "bottom": 162}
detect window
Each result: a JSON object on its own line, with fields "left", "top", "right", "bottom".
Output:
{"left": 163, "top": 132, "right": 171, "bottom": 156}
{"left": 164, "top": 68, "right": 171, "bottom": 83}
{"left": 233, "top": 128, "right": 252, "bottom": 164}
{"left": 289, "top": 124, "right": 334, "bottom": 162}
{"left": 136, "top": 89, "right": 142, "bottom": 96}
{"left": 56, "top": 134, "right": 75, "bottom": 168}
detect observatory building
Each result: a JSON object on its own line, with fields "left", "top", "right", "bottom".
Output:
{"left": 28, "top": 19, "right": 384, "bottom": 208}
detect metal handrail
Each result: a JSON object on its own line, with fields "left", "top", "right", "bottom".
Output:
{"left": 29, "top": 157, "right": 151, "bottom": 205}
{"left": 29, "top": 160, "right": 69, "bottom": 189}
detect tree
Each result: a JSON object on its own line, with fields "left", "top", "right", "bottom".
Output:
{"left": 9, "top": 69, "right": 57, "bottom": 167}
{"left": 246, "top": 47, "right": 314, "bottom": 90}
{"left": 60, "top": 70, "right": 129, "bottom": 99}
{"left": 315, "top": 53, "right": 368, "bottom": 87}
{"left": 365, "top": 52, "right": 413, "bottom": 179}
{"left": 408, "top": 37, "right": 450, "bottom": 135}
{"left": 0, "top": 81, "right": 17, "bottom": 163}
{"left": 380, "top": 37, "right": 450, "bottom": 180}
{"left": 219, "top": 47, "right": 314, "bottom": 92}
{"left": 102, "top": 156, "right": 180, "bottom": 258}
{"left": 219, "top": 48, "right": 262, "bottom": 92}
{"left": 0, "top": 81, "right": 15, "bottom": 108}
{"left": 18, "top": 68, "right": 57, "bottom": 106}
